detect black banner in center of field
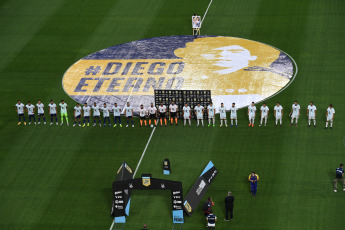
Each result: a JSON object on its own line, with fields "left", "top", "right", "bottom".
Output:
{"left": 154, "top": 90, "right": 211, "bottom": 119}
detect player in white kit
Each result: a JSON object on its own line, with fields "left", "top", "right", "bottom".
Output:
{"left": 148, "top": 103, "right": 157, "bottom": 127}
{"left": 290, "top": 101, "right": 300, "bottom": 127}
{"left": 125, "top": 102, "right": 134, "bottom": 127}
{"left": 102, "top": 103, "right": 111, "bottom": 127}
{"left": 158, "top": 103, "right": 167, "bottom": 126}
{"left": 307, "top": 102, "right": 317, "bottom": 127}
{"left": 259, "top": 103, "right": 269, "bottom": 127}
{"left": 182, "top": 103, "right": 191, "bottom": 126}
{"left": 169, "top": 101, "right": 178, "bottom": 126}
{"left": 219, "top": 103, "right": 227, "bottom": 127}
{"left": 274, "top": 102, "right": 283, "bottom": 127}
{"left": 73, "top": 103, "right": 82, "bottom": 127}
{"left": 59, "top": 100, "right": 69, "bottom": 126}
{"left": 207, "top": 102, "right": 216, "bottom": 127}
{"left": 36, "top": 100, "right": 46, "bottom": 124}
{"left": 194, "top": 103, "right": 204, "bottom": 126}
{"left": 112, "top": 103, "right": 122, "bottom": 127}
{"left": 48, "top": 100, "right": 58, "bottom": 125}
{"left": 15, "top": 100, "right": 26, "bottom": 125}
{"left": 230, "top": 103, "right": 238, "bottom": 127}
{"left": 325, "top": 104, "right": 335, "bottom": 129}
{"left": 25, "top": 101, "right": 36, "bottom": 125}
{"left": 248, "top": 102, "right": 256, "bottom": 127}
{"left": 139, "top": 105, "right": 147, "bottom": 127}
{"left": 82, "top": 103, "right": 91, "bottom": 127}
{"left": 92, "top": 102, "right": 101, "bottom": 127}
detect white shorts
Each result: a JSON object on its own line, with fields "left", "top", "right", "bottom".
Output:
{"left": 275, "top": 115, "right": 282, "bottom": 119}
{"left": 208, "top": 114, "right": 214, "bottom": 119}
{"left": 184, "top": 115, "right": 190, "bottom": 119}
{"left": 308, "top": 115, "right": 315, "bottom": 119}
{"left": 230, "top": 115, "right": 237, "bottom": 119}
{"left": 327, "top": 116, "right": 333, "bottom": 121}
{"left": 197, "top": 115, "right": 203, "bottom": 119}
{"left": 220, "top": 114, "right": 226, "bottom": 119}
{"left": 291, "top": 114, "right": 298, "bottom": 119}
{"left": 249, "top": 114, "right": 255, "bottom": 119}
{"left": 261, "top": 114, "right": 268, "bottom": 118}
{"left": 208, "top": 223, "right": 215, "bottom": 227}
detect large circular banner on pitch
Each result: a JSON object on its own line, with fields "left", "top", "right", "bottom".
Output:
{"left": 63, "top": 36, "right": 295, "bottom": 111}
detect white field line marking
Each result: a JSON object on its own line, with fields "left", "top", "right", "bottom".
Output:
{"left": 201, "top": 0, "right": 214, "bottom": 26}
{"left": 109, "top": 220, "right": 115, "bottom": 230}
{"left": 132, "top": 127, "right": 156, "bottom": 178}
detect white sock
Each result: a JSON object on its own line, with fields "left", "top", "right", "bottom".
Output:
{"left": 264, "top": 117, "right": 267, "bottom": 125}
{"left": 296, "top": 118, "right": 298, "bottom": 124}
{"left": 280, "top": 118, "right": 282, "bottom": 125}
{"left": 275, "top": 119, "right": 278, "bottom": 125}
{"left": 330, "top": 121, "right": 333, "bottom": 127}
{"left": 225, "top": 120, "right": 227, "bottom": 125}
{"left": 213, "top": 118, "right": 215, "bottom": 124}
{"left": 189, "top": 119, "right": 191, "bottom": 125}
{"left": 197, "top": 120, "right": 199, "bottom": 125}
{"left": 208, "top": 118, "right": 211, "bottom": 124}
{"left": 235, "top": 119, "right": 237, "bottom": 125}
{"left": 326, "top": 122, "right": 328, "bottom": 127}
{"left": 249, "top": 118, "right": 251, "bottom": 124}
{"left": 252, "top": 118, "right": 255, "bottom": 125}
{"left": 313, "top": 119, "right": 316, "bottom": 126}
{"left": 201, "top": 120, "right": 204, "bottom": 125}
{"left": 308, "top": 119, "right": 311, "bottom": 125}
{"left": 184, "top": 119, "right": 186, "bottom": 125}
{"left": 231, "top": 120, "right": 233, "bottom": 125}
{"left": 221, "top": 120, "right": 223, "bottom": 125}
{"left": 291, "top": 118, "right": 294, "bottom": 124}
{"left": 260, "top": 118, "right": 263, "bottom": 125}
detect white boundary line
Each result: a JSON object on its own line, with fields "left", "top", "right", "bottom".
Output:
{"left": 201, "top": 0, "right": 214, "bottom": 25}
{"left": 132, "top": 127, "right": 156, "bottom": 178}
{"left": 109, "top": 220, "right": 115, "bottom": 230}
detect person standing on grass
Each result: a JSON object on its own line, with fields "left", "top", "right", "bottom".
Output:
{"left": 249, "top": 171, "right": 259, "bottom": 197}
{"left": 203, "top": 197, "right": 214, "bottom": 217}
{"left": 141, "top": 224, "right": 148, "bottom": 229}
{"left": 334, "top": 163, "right": 345, "bottom": 192}
{"left": 206, "top": 210, "right": 217, "bottom": 230}
{"left": 224, "top": 191, "right": 234, "bottom": 221}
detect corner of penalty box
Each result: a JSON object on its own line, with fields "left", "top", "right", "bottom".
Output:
{"left": 163, "top": 158, "right": 171, "bottom": 175}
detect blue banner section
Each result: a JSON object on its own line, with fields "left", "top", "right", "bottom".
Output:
{"left": 125, "top": 198, "right": 131, "bottom": 216}
{"left": 164, "top": 170, "right": 170, "bottom": 175}
{"left": 200, "top": 161, "right": 214, "bottom": 177}
{"left": 114, "top": 216, "right": 126, "bottom": 223}
{"left": 172, "top": 210, "right": 184, "bottom": 223}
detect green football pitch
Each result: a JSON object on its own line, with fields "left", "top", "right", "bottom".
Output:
{"left": 1, "top": 0, "right": 345, "bottom": 229}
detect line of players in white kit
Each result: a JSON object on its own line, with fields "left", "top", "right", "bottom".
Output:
{"left": 15, "top": 100, "right": 336, "bottom": 129}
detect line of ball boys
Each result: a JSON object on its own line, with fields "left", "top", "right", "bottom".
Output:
{"left": 15, "top": 100, "right": 335, "bottom": 129}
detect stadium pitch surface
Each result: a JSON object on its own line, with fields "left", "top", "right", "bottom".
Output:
{"left": 1, "top": 0, "right": 345, "bottom": 229}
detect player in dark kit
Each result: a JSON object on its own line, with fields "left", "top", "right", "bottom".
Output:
{"left": 206, "top": 210, "right": 217, "bottom": 229}
{"left": 334, "top": 163, "right": 344, "bottom": 192}
{"left": 224, "top": 191, "right": 234, "bottom": 221}
{"left": 249, "top": 171, "right": 259, "bottom": 197}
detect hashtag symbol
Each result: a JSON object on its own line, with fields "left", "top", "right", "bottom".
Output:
{"left": 85, "top": 66, "right": 101, "bottom": 75}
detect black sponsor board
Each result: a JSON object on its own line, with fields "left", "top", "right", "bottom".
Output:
{"left": 111, "top": 174, "right": 184, "bottom": 223}
{"left": 154, "top": 90, "right": 211, "bottom": 119}
{"left": 183, "top": 161, "right": 218, "bottom": 216}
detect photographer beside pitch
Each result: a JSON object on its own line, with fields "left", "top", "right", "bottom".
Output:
{"left": 334, "top": 163, "right": 345, "bottom": 192}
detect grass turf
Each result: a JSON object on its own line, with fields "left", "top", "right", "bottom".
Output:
{"left": 0, "top": 0, "right": 345, "bottom": 229}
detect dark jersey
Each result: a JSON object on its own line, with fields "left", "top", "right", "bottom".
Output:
{"left": 336, "top": 167, "right": 344, "bottom": 179}
{"left": 207, "top": 214, "right": 217, "bottom": 224}
{"left": 224, "top": 196, "right": 234, "bottom": 207}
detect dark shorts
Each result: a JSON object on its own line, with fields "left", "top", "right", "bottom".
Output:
{"left": 126, "top": 116, "right": 133, "bottom": 119}
{"left": 29, "top": 114, "right": 35, "bottom": 117}
{"left": 94, "top": 115, "right": 100, "bottom": 118}
{"left": 159, "top": 112, "right": 165, "bottom": 118}
{"left": 140, "top": 116, "right": 146, "bottom": 120}
{"left": 84, "top": 116, "right": 89, "bottom": 119}
{"left": 149, "top": 114, "right": 156, "bottom": 119}
{"left": 170, "top": 112, "right": 177, "bottom": 118}
{"left": 38, "top": 113, "right": 44, "bottom": 117}
{"left": 75, "top": 115, "right": 81, "bottom": 118}
{"left": 51, "top": 114, "right": 57, "bottom": 117}
{"left": 18, "top": 113, "right": 24, "bottom": 117}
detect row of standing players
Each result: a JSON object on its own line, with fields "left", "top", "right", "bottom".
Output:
{"left": 14, "top": 100, "right": 335, "bottom": 129}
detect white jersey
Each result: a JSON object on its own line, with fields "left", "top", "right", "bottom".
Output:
{"left": 327, "top": 107, "right": 335, "bottom": 119}
{"left": 26, "top": 104, "right": 35, "bottom": 115}
{"left": 125, "top": 106, "right": 133, "bottom": 117}
{"left": 112, "top": 106, "right": 121, "bottom": 116}
{"left": 59, "top": 103, "right": 68, "bottom": 114}
{"left": 92, "top": 105, "right": 100, "bottom": 116}
{"left": 49, "top": 103, "right": 57, "bottom": 114}
{"left": 260, "top": 106, "right": 269, "bottom": 117}
{"left": 248, "top": 105, "right": 257, "bottom": 115}
{"left": 83, "top": 106, "right": 91, "bottom": 117}
{"left": 148, "top": 106, "right": 157, "bottom": 115}
{"left": 139, "top": 108, "right": 147, "bottom": 117}
{"left": 292, "top": 104, "right": 300, "bottom": 116}
{"left": 207, "top": 105, "right": 215, "bottom": 117}
{"left": 15, "top": 103, "right": 25, "bottom": 114}
{"left": 102, "top": 107, "right": 110, "bottom": 117}
{"left": 183, "top": 106, "right": 191, "bottom": 118}
{"left": 219, "top": 106, "right": 226, "bottom": 119}
{"left": 36, "top": 103, "right": 44, "bottom": 114}
{"left": 195, "top": 106, "right": 204, "bottom": 118}
{"left": 74, "top": 106, "right": 82, "bottom": 116}
{"left": 308, "top": 105, "right": 317, "bottom": 117}
{"left": 274, "top": 105, "right": 283, "bottom": 117}
{"left": 169, "top": 104, "right": 178, "bottom": 113}
{"left": 158, "top": 105, "right": 167, "bottom": 113}
{"left": 230, "top": 106, "right": 237, "bottom": 118}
